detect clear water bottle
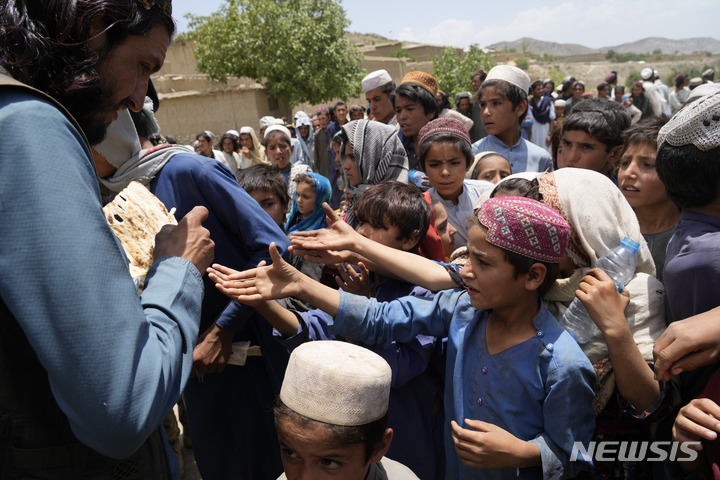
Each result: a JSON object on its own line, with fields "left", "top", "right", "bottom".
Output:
{"left": 560, "top": 237, "right": 640, "bottom": 344}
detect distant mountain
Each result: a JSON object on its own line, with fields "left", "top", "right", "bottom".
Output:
{"left": 603, "top": 37, "right": 720, "bottom": 55}
{"left": 486, "top": 36, "right": 720, "bottom": 56}
{"left": 487, "top": 37, "right": 599, "bottom": 56}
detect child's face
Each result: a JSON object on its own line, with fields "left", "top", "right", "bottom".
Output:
{"left": 349, "top": 110, "right": 364, "bottom": 121}
{"left": 474, "top": 155, "right": 512, "bottom": 184}
{"left": 423, "top": 142, "right": 467, "bottom": 202}
{"left": 267, "top": 135, "right": 293, "bottom": 169}
{"left": 618, "top": 142, "right": 669, "bottom": 210}
{"left": 276, "top": 416, "right": 381, "bottom": 480}
{"left": 342, "top": 142, "right": 362, "bottom": 186}
{"left": 555, "top": 105, "right": 565, "bottom": 117}
{"left": 335, "top": 105, "right": 348, "bottom": 123}
{"left": 240, "top": 133, "right": 254, "bottom": 150}
{"left": 196, "top": 136, "right": 213, "bottom": 157}
{"left": 222, "top": 138, "right": 235, "bottom": 153}
{"left": 394, "top": 96, "right": 434, "bottom": 139}
{"left": 558, "top": 130, "right": 619, "bottom": 173}
{"left": 460, "top": 225, "right": 530, "bottom": 311}
{"left": 458, "top": 98, "right": 471, "bottom": 113}
{"left": 356, "top": 221, "right": 410, "bottom": 251}
{"left": 433, "top": 202, "right": 457, "bottom": 258}
{"left": 296, "top": 181, "right": 316, "bottom": 216}
{"left": 479, "top": 86, "right": 525, "bottom": 138}
{"left": 248, "top": 188, "right": 287, "bottom": 228}
{"left": 298, "top": 125, "right": 310, "bottom": 140}
{"left": 365, "top": 87, "right": 394, "bottom": 124}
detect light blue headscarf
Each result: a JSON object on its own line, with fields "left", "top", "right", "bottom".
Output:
{"left": 295, "top": 116, "right": 315, "bottom": 166}
{"left": 285, "top": 172, "right": 332, "bottom": 233}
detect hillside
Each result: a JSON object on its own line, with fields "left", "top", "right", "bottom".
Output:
{"left": 488, "top": 37, "right": 598, "bottom": 56}
{"left": 602, "top": 37, "right": 720, "bottom": 55}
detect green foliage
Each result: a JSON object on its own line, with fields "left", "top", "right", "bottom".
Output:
{"left": 186, "top": 0, "right": 365, "bottom": 108}
{"left": 605, "top": 49, "right": 648, "bottom": 63}
{"left": 663, "top": 63, "right": 720, "bottom": 86}
{"left": 431, "top": 44, "right": 495, "bottom": 98}
{"left": 514, "top": 57, "right": 530, "bottom": 71}
{"left": 625, "top": 70, "right": 643, "bottom": 88}
{"left": 388, "top": 48, "right": 418, "bottom": 62}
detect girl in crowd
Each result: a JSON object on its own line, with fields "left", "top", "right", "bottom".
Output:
{"left": 284, "top": 173, "right": 331, "bottom": 234}
{"left": 466, "top": 151, "right": 512, "bottom": 184}
{"left": 630, "top": 81, "right": 653, "bottom": 121}
{"left": 238, "top": 126, "right": 266, "bottom": 169}
{"left": 219, "top": 132, "right": 241, "bottom": 174}
{"left": 264, "top": 125, "right": 310, "bottom": 200}
{"left": 294, "top": 116, "right": 315, "bottom": 170}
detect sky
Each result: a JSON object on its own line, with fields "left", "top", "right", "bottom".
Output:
{"left": 171, "top": 0, "right": 719, "bottom": 50}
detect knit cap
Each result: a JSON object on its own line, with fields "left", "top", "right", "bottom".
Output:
{"left": 418, "top": 117, "right": 471, "bottom": 150}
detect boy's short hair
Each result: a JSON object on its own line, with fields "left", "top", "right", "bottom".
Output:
{"left": 353, "top": 181, "right": 431, "bottom": 251}
{"left": 656, "top": 92, "right": 720, "bottom": 210}
{"left": 562, "top": 98, "right": 631, "bottom": 151}
{"left": 394, "top": 83, "right": 439, "bottom": 117}
{"left": 479, "top": 79, "right": 529, "bottom": 121}
{"left": 236, "top": 163, "right": 290, "bottom": 210}
{"left": 418, "top": 134, "right": 473, "bottom": 170}
{"left": 622, "top": 117, "right": 668, "bottom": 151}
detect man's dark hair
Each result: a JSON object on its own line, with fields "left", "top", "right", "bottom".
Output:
{"left": 657, "top": 142, "right": 720, "bottom": 210}
{"left": 675, "top": 74, "right": 687, "bottom": 88}
{"left": 562, "top": 98, "right": 631, "bottom": 151}
{"left": 220, "top": 133, "right": 240, "bottom": 152}
{"left": 236, "top": 163, "right": 290, "bottom": 210}
{"left": 274, "top": 399, "right": 388, "bottom": 464}
{"left": 479, "top": 79, "right": 528, "bottom": 121}
{"left": 471, "top": 69, "right": 487, "bottom": 82}
{"left": 0, "top": 0, "right": 174, "bottom": 144}
{"left": 394, "top": 83, "right": 439, "bottom": 117}
{"left": 353, "top": 181, "right": 431, "bottom": 251}
{"left": 334, "top": 100, "right": 347, "bottom": 109}
{"left": 596, "top": 82, "right": 609, "bottom": 92}
{"left": 380, "top": 81, "right": 397, "bottom": 104}
{"left": 418, "top": 134, "right": 473, "bottom": 170}
{"left": 622, "top": 117, "right": 668, "bottom": 152}
{"left": 196, "top": 131, "right": 215, "bottom": 143}
{"left": 490, "top": 177, "right": 543, "bottom": 202}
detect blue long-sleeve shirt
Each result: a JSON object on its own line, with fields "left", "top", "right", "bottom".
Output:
{"left": 0, "top": 91, "right": 204, "bottom": 458}
{"left": 330, "top": 289, "right": 596, "bottom": 479}
{"left": 471, "top": 134, "right": 553, "bottom": 174}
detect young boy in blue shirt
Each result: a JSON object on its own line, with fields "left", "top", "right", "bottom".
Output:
{"left": 209, "top": 196, "right": 596, "bottom": 479}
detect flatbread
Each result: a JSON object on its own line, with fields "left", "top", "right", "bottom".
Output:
{"left": 103, "top": 181, "right": 176, "bottom": 289}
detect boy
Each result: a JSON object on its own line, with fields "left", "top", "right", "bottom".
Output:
{"left": 209, "top": 196, "right": 596, "bottom": 480}
{"left": 418, "top": 118, "right": 494, "bottom": 249}
{"left": 557, "top": 97, "right": 631, "bottom": 182}
{"left": 236, "top": 163, "right": 290, "bottom": 229}
{"left": 471, "top": 65, "right": 553, "bottom": 174}
{"left": 362, "top": 69, "right": 397, "bottom": 125}
{"left": 656, "top": 91, "right": 720, "bottom": 403}
{"left": 276, "top": 341, "right": 418, "bottom": 479}
{"left": 395, "top": 71, "right": 439, "bottom": 170}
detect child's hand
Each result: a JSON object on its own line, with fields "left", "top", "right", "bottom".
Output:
{"left": 576, "top": 268, "right": 630, "bottom": 337}
{"left": 673, "top": 398, "right": 720, "bottom": 445}
{"left": 207, "top": 243, "right": 302, "bottom": 302}
{"left": 290, "top": 202, "right": 363, "bottom": 264}
{"left": 335, "top": 262, "right": 372, "bottom": 298}
{"left": 451, "top": 419, "right": 540, "bottom": 469}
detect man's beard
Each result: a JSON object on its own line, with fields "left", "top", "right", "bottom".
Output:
{"left": 75, "top": 109, "right": 112, "bottom": 146}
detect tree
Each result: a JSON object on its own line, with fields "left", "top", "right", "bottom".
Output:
{"left": 186, "top": 0, "right": 365, "bottom": 108}
{"left": 432, "top": 44, "right": 495, "bottom": 98}
{"left": 514, "top": 57, "right": 529, "bottom": 71}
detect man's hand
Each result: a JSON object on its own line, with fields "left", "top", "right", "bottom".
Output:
{"left": 191, "top": 323, "right": 234, "bottom": 378}
{"left": 154, "top": 206, "right": 214, "bottom": 274}
{"left": 653, "top": 307, "right": 720, "bottom": 381}
{"left": 451, "top": 419, "right": 540, "bottom": 470}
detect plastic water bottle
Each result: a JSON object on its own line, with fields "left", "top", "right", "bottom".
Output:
{"left": 560, "top": 237, "right": 640, "bottom": 344}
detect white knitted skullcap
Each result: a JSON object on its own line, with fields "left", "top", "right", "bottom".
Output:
{"left": 641, "top": 67, "right": 653, "bottom": 80}
{"left": 658, "top": 91, "right": 720, "bottom": 151}
{"left": 362, "top": 69, "right": 393, "bottom": 93}
{"left": 259, "top": 116, "right": 278, "bottom": 130}
{"left": 264, "top": 124, "right": 292, "bottom": 142}
{"left": 280, "top": 341, "right": 391, "bottom": 426}
{"left": 485, "top": 65, "right": 531, "bottom": 96}
{"left": 239, "top": 126, "right": 252, "bottom": 135}
{"left": 226, "top": 129, "right": 239, "bottom": 138}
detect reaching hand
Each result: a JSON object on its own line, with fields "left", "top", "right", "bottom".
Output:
{"left": 653, "top": 307, "right": 720, "bottom": 381}
{"left": 207, "top": 242, "right": 303, "bottom": 303}
{"left": 335, "top": 262, "right": 372, "bottom": 298}
{"left": 289, "top": 203, "right": 361, "bottom": 255}
{"left": 673, "top": 398, "right": 720, "bottom": 446}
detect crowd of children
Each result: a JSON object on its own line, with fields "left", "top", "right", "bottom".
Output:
{"left": 134, "top": 64, "right": 720, "bottom": 480}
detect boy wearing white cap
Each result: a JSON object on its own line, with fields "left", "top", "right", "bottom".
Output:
{"left": 275, "top": 341, "right": 419, "bottom": 479}
{"left": 470, "top": 65, "right": 553, "bottom": 174}
{"left": 363, "top": 69, "right": 397, "bottom": 126}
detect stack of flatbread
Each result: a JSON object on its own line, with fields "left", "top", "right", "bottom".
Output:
{"left": 103, "top": 181, "right": 176, "bottom": 291}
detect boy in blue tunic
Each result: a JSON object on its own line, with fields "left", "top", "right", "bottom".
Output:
{"left": 209, "top": 196, "right": 596, "bottom": 479}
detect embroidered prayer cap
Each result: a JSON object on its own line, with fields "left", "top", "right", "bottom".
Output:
{"left": 476, "top": 196, "right": 570, "bottom": 263}
{"left": 604, "top": 71, "right": 617, "bottom": 83}
{"left": 657, "top": 91, "right": 720, "bottom": 151}
{"left": 280, "top": 341, "right": 392, "bottom": 426}
{"left": 417, "top": 117, "right": 471, "bottom": 150}
{"left": 136, "top": 0, "right": 171, "bottom": 15}
{"left": 400, "top": 71, "right": 438, "bottom": 97}
{"left": 686, "top": 83, "right": 720, "bottom": 103}
{"left": 264, "top": 125, "right": 292, "bottom": 142}
{"left": 485, "top": 65, "right": 531, "bottom": 97}
{"left": 362, "top": 69, "right": 393, "bottom": 93}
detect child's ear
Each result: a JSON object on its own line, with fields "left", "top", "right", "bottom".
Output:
{"left": 368, "top": 428, "right": 394, "bottom": 464}
{"left": 515, "top": 99, "right": 528, "bottom": 119}
{"left": 607, "top": 144, "right": 624, "bottom": 165}
{"left": 525, "top": 263, "right": 547, "bottom": 292}
{"left": 400, "top": 231, "right": 422, "bottom": 252}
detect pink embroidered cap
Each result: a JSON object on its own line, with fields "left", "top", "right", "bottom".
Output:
{"left": 417, "top": 117, "right": 471, "bottom": 150}
{"left": 477, "top": 196, "right": 570, "bottom": 263}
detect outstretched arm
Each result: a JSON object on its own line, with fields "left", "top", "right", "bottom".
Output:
{"left": 578, "top": 269, "right": 660, "bottom": 411}
{"left": 290, "top": 203, "right": 456, "bottom": 291}
{"left": 208, "top": 243, "right": 342, "bottom": 317}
